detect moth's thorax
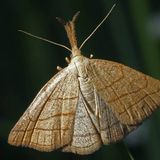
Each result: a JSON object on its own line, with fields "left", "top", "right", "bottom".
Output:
{"left": 68, "top": 54, "right": 89, "bottom": 78}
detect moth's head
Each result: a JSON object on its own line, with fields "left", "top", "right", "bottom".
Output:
{"left": 70, "top": 49, "right": 88, "bottom": 66}
{"left": 70, "top": 53, "right": 84, "bottom": 63}
{"left": 71, "top": 46, "right": 81, "bottom": 57}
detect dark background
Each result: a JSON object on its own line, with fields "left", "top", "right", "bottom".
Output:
{"left": 1, "top": 0, "right": 160, "bottom": 160}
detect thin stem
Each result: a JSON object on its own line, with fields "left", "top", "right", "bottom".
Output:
{"left": 123, "top": 143, "right": 135, "bottom": 160}
{"left": 18, "top": 30, "right": 72, "bottom": 52}
{"left": 79, "top": 4, "right": 116, "bottom": 49}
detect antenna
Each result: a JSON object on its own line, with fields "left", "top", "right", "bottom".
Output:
{"left": 18, "top": 30, "right": 72, "bottom": 52}
{"left": 79, "top": 4, "right": 116, "bottom": 49}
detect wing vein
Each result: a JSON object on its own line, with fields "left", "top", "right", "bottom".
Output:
{"left": 28, "top": 73, "right": 68, "bottom": 146}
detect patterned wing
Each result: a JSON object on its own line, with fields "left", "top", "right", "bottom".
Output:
{"left": 95, "top": 90, "right": 136, "bottom": 144}
{"left": 63, "top": 92, "right": 102, "bottom": 155}
{"left": 89, "top": 59, "right": 160, "bottom": 125}
{"left": 8, "top": 68, "right": 79, "bottom": 151}
{"left": 63, "top": 90, "right": 136, "bottom": 154}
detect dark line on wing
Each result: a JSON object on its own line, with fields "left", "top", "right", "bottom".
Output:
{"left": 28, "top": 73, "right": 68, "bottom": 146}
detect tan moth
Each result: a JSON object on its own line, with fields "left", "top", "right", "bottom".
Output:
{"left": 8, "top": 4, "right": 160, "bottom": 155}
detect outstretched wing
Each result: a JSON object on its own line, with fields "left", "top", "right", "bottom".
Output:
{"left": 89, "top": 59, "right": 160, "bottom": 126}
{"left": 8, "top": 68, "right": 79, "bottom": 152}
{"left": 62, "top": 90, "right": 136, "bottom": 155}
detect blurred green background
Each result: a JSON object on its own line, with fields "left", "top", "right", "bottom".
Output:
{"left": 1, "top": 0, "right": 160, "bottom": 160}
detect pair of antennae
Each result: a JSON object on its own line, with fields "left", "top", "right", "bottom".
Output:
{"left": 19, "top": 4, "right": 116, "bottom": 52}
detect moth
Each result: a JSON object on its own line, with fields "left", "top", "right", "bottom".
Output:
{"left": 8, "top": 4, "right": 160, "bottom": 155}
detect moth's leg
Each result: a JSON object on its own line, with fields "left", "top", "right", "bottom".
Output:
{"left": 90, "top": 54, "right": 93, "bottom": 59}
{"left": 57, "top": 66, "right": 63, "bottom": 71}
{"left": 65, "top": 57, "right": 70, "bottom": 64}
{"left": 94, "top": 87, "right": 102, "bottom": 119}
